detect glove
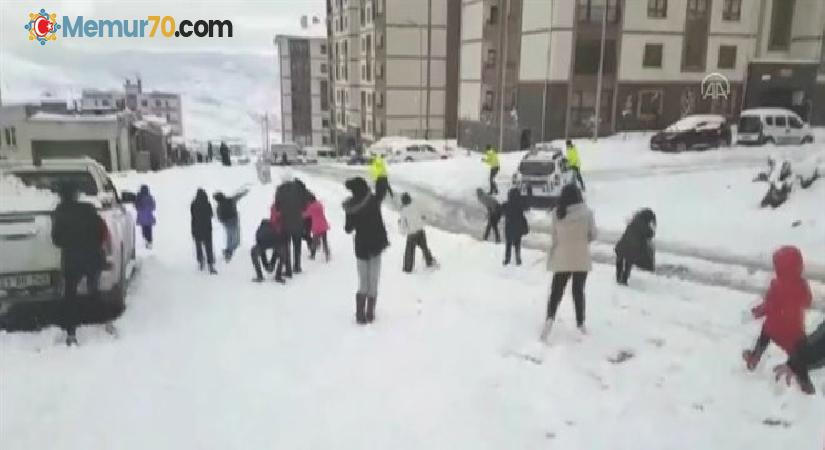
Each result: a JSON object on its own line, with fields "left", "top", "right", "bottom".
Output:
{"left": 773, "top": 364, "right": 795, "bottom": 387}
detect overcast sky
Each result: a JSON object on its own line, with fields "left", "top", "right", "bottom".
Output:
{"left": 1, "top": 0, "right": 326, "bottom": 57}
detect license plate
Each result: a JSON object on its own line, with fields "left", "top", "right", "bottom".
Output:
{"left": 0, "top": 273, "right": 52, "bottom": 290}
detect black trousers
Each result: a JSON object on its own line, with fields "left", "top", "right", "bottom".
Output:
{"left": 62, "top": 266, "right": 101, "bottom": 336}
{"left": 283, "top": 232, "right": 304, "bottom": 275}
{"left": 504, "top": 234, "right": 522, "bottom": 264}
{"left": 483, "top": 211, "right": 501, "bottom": 242}
{"left": 141, "top": 225, "right": 153, "bottom": 244}
{"left": 489, "top": 167, "right": 500, "bottom": 194}
{"left": 616, "top": 254, "right": 632, "bottom": 284}
{"left": 251, "top": 245, "right": 284, "bottom": 279}
{"left": 310, "top": 232, "right": 330, "bottom": 260}
{"left": 403, "top": 230, "right": 435, "bottom": 272}
{"left": 375, "top": 177, "right": 393, "bottom": 201}
{"left": 572, "top": 167, "right": 585, "bottom": 191}
{"left": 194, "top": 236, "right": 215, "bottom": 265}
{"left": 547, "top": 272, "right": 588, "bottom": 326}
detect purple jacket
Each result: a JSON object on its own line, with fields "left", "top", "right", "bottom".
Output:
{"left": 134, "top": 194, "right": 156, "bottom": 226}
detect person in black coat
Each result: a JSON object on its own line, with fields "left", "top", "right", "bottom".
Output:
{"left": 213, "top": 189, "right": 249, "bottom": 262}
{"left": 502, "top": 187, "right": 528, "bottom": 265}
{"left": 251, "top": 219, "right": 286, "bottom": 283}
{"left": 275, "top": 176, "right": 310, "bottom": 275}
{"left": 207, "top": 142, "right": 214, "bottom": 162}
{"left": 614, "top": 208, "right": 656, "bottom": 285}
{"left": 51, "top": 182, "right": 108, "bottom": 345}
{"left": 774, "top": 320, "right": 825, "bottom": 395}
{"left": 476, "top": 188, "right": 502, "bottom": 243}
{"left": 343, "top": 177, "right": 389, "bottom": 324}
{"left": 191, "top": 189, "right": 217, "bottom": 274}
{"left": 219, "top": 141, "right": 231, "bottom": 166}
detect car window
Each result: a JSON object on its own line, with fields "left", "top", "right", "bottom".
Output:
{"left": 789, "top": 116, "right": 804, "bottom": 129}
{"left": 764, "top": 116, "right": 774, "bottom": 126}
{"left": 738, "top": 116, "right": 761, "bottom": 133}
{"left": 406, "top": 146, "right": 418, "bottom": 152}
{"left": 424, "top": 145, "right": 436, "bottom": 152}
{"left": 775, "top": 116, "right": 787, "bottom": 127}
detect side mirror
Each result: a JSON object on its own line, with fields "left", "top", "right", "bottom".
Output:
{"left": 120, "top": 191, "right": 136, "bottom": 203}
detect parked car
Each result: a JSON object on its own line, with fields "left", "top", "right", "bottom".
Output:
{"left": 346, "top": 153, "right": 370, "bottom": 165}
{"left": 0, "top": 158, "right": 136, "bottom": 318}
{"left": 270, "top": 143, "right": 301, "bottom": 165}
{"left": 737, "top": 108, "right": 814, "bottom": 146}
{"left": 650, "top": 115, "right": 731, "bottom": 152}
{"left": 512, "top": 141, "right": 577, "bottom": 208}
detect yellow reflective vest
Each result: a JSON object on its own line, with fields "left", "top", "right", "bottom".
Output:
{"left": 370, "top": 155, "right": 388, "bottom": 180}
{"left": 566, "top": 145, "right": 581, "bottom": 169}
{"left": 483, "top": 148, "right": 500, "bottom": 168}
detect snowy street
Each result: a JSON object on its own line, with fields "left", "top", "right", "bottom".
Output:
{"left": 2, "top": 162, "right": 824, "bottom": 449}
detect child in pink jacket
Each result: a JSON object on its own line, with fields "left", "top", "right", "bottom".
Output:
{"left": 303, "top": 193, "right": 331, "bottom": 261}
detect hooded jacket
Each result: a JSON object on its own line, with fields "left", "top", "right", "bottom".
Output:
{"left": 501, "top": 188, "right": 528, "bottom": 238}
{"left": 615, "top": 208, "right": 656, "bottom": 271}
{"left": 275, "top": 180, "right": 308, "bottom": 234}
{"left": 343, "top": 177, "right": 388, "bottom": 260}
{"left": 134, "top": 185, "right": 156, "bottom": 227}
{"left": 753, "top": 246, "right": 812, "bottom": 353}
{"left": 190, "top": 189, "right": 213, "bottom": 239}
{"left": 255, "top": 219, "right": 283, "bottom": 249}
{"left": 547, "top": 203, "right": 596, "bottom": 272}
{"left": 52, "top": 199, "right": 107, "bottom": 272}
{"left": 303, "top": 200, "right": 330, "bottom": 236}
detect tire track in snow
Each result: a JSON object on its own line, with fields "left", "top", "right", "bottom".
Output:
{"left": 298, "top": 164, "right": 825, "bottom": 308}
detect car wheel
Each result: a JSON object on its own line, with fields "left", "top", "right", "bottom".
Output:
{"left": 801, "top": 135, "right": 813, "bottom": 144}
{"left": 762, "top": 136, "right": 774, "bottom": 146}
{"left": 107, "top": 244, "right": 127, "bottom": 313}
{"left": 676, "top": 142, "right": 688, "bottom": 152}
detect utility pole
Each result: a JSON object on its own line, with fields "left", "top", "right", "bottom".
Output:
{"left": 540, "top": 0, "right": 554, "bottom": 142}
{"left": 498, "top": 0, "right": 510, "bottom": 152}
{"left": 593, "top": 1, "right": 608, "bottom": 141}
{"left": 425, "top": 0, "right": 432, "bottom": 139}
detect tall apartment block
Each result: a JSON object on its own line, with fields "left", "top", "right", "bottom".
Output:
{"left": 326, "top": 0, "right": 460, "bottom": 152}
{"left": 276, "top": 34, "right": 333, "bottom": 147}
{"left": 80, "top": 78, "right": 184, "bottom": 136}
{"left": 460, "top": 0, "right": 825, "bottom": 149}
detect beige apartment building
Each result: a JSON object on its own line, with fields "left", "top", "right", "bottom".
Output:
{"left": 326, "top": 0, "right": 460, "bottom": 152}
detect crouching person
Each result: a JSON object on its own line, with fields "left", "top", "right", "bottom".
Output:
{"left": 399, "top": 192, "right": 436, "bottom": 273}
{"left": 614, "top": 208, "right": 656, "bottom": 285}
{"left": 251, "top": 218, "right": 285, "bottom": 283}
{"left": 774, "top": 320, "right": 825, "bottom": 395}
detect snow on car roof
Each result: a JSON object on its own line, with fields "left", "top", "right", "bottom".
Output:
{"left": 740, "top": 108, "right": 800, "bottom": 116}
{"left": 665, "top": 115, "right": 725, "bottom": 131}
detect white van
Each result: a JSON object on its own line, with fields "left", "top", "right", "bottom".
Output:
{"left": 737, "top": 108, "right": 814, "bottom": 146}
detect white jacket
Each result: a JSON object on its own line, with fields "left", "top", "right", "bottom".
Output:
{"left": 547, "top": 204, "right": 597, "bottom": 272}
{"left": 398, "top": 201, "right": 426, "bottom": 235}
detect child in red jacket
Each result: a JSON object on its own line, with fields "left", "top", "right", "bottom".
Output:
{"left": 743, "top": 246, "right": 812, "bottom": 390}
{"left": 303, "top": 193, "right": 331, "bottom": 262}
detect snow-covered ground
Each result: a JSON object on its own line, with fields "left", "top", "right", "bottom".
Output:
{"left": 2, "top": 163, "right": 824, "bottom": 449}
{"left": 320, "top": 134, "right": 825, "bottom": 272}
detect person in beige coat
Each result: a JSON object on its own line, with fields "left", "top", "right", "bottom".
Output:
{"left": 541, "top": 184, "right": 596, "bottom": 341}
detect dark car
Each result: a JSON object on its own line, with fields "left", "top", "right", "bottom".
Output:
{"left": 650, "top": 115, "right": 732, "bottom": 152}
{"left": 346, "top": 154, "right": 370, "bottom": 166}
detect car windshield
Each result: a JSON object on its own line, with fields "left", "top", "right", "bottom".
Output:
{"left": 10, "top": 170, "right": 98, "bottom": 196}
{"left": 518, "top": 160, "right": 556, "bottom": 176}
{"left": 738, "top": 116, "right": 762, "bottom": 133}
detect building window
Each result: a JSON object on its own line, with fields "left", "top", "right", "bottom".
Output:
{"left": 322, "top": 118, "right": 330, "bottom": 128}
{"left": 321, "top": 63, "right": 328, "bottom": 74}
{"left": 141, "top": 99, "right": 148, "bottom": 107}
{"left": 360, "top": 5, "right": 365, "bottom": 26}
{"left": 574, "top": 39, "right": 617, "bottom": 75}
{"left": 489, "top": 5, "right": 499, "bottom": 24}
{"left": 4, "top": 127, "right": 17, "bottom": 146}
{"left": 768, "top": 0, "right": 795, "bottom": 51}
{"left": 578, "top": 0, "right": 621, "bottom": 24}
{"left": 320, "top": 80, "right": 329, "bottom": 111}
{"left": 486, "top": 49, "right": 497, "bottom": 68}
{"left": 643, "top": 43, "right": 663, "bottom": 68}
{"left": 376, "top": 33, "right": 384, "bottom": 49}
{"left": 366, "top": 6, "right": 372, "bottom": 23}
{"left": 320, "top": 43, "right": 327, "bottom": 54}
{"left": 377, "top": 92, "right": 384, "bottom": 108}
{"left": 722, "top": 0, "right": 741, "bottom": 21}
{"left": 718, "top": 45, "right": 737, "bottom": 69}
{"left": 483, "top": 91, "right": 494, "bottom": 111}
{"left": 637, "top": 90, "right": 663, "bottom": 120}
{"left": 686, "top": 0, "right": 708, "bottom": 19}
{"left": 648, "top": 0, "right": 667, "bottom": 18}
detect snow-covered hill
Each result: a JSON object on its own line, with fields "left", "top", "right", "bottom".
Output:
{"left": 0, "top": 48, "right": 279, "bottom": 145}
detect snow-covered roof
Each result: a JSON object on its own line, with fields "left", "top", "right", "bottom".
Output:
{"left": 749, "top": 58, "right": 819, "bottom": 65}
{"left": 665, "top": 114, "right": 726, "bottom": 131}
{"left": 29, "top": 112, "right": 117, "bottom": 122}
{"left": 143, "top": 114, "right": 168, "bottom": 125}
{"left": 740, "top": 107, "right": 801, "bottom": 116}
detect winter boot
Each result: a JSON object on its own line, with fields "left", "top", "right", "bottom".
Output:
{"left": 577, "top": 324, "right": 588, "bottom": 335}
{"left": 355, "top": 294, "right": 367, "bottom": 324}
{"left": 366, "top": 296, "right": 377, "bottom": 323}
{"left": 198, "top": 261, "right": 205, "bottom": 271}
{"left": 208, "top": 264, "right": 218, "bottom": 275}
{"left": 252, "top": 277, "right": 264, "bottom": 283}
{"left": 540, "top": 318, "right": 554, "bottom": 342}
{"left": 742, "top": 349, "right": 763, "bottom": 371}
{"left": 65, "top": 331, "right": 78, "bottom": 346}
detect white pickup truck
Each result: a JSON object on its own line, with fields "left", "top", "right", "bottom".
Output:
{"left": 0, "top": 158, "right": 136, "bottom": 316}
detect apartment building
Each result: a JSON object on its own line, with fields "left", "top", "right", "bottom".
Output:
{"left": 506, "top": 0, "right": 825, "bottom": 145}
{"left": 327, "top": 0, "right": 460, "bottom": 152}
{"left": 275, "top": 34, "right": 333, "bottom": 147}
{"left": 459, "top": 0, "right": 523, "bottom": 150}
{"left": 80, "top": 78, "right": 184, "bottom": 136}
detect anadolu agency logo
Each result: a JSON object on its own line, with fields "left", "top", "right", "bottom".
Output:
{"left": 701, "top": 72, "right": 730, "bottom": 100}
{"left": 23, "top": 10, "right": 232, "bottom": 46}
{"left": 25, "top": 9, "right": 61, "bottom": 46}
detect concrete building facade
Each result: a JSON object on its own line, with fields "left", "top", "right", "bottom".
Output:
{"left": 81, "top": 78, "right": 184, "bottom": 136}
{"left": 472, "top": 0, "right": 825, "bottom": 148}
{"left": 327, "top": 0, "right": 460, "bottom": 152}
{"left": 276, "top": 34, "right": 333, "bottom": 147}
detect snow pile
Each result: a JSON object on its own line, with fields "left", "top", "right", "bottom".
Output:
{"left": 0, "top": 172, "right": 58, "bottom": 213}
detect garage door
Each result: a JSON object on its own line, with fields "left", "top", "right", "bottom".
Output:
{"left": 32, "top": 140, "right": 112, "bottom": 171}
